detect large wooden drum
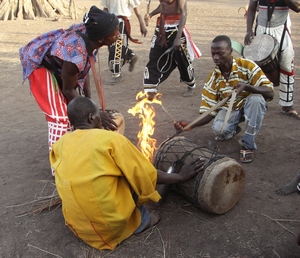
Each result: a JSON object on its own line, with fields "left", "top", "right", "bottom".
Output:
{"left": 153, "top": 136, "right": 245, "bottom": 214}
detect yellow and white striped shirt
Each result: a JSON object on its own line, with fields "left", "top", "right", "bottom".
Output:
{"left": 200, "top": 57, "right": 274, "bottom": 116}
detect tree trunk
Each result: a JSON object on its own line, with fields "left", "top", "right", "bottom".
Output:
{"left": 0, "top": 0, "right": 80, "bottom": 21}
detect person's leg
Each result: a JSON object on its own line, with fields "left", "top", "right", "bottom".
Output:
{"left": 143, "top": 29, "right": 173, "bottom": 94}
{"left": 133, "top": 194, "right": 160, "bottom": 235}
{"left": 128, "top": 50, "right": 138, "bottom": 72}
{"left": 238, "top": 94, "right": 267, "bottom": 163}
{"left": 276, "top": 171, "right": 300, "bottom": 195}
{"left": 172, "top": 33, "right": 196, "bottom": 97}
{"left": 240, "top": 94, "right": 267, "bottom": 150}
{"left": 121, "top": 21, "right": 138, "bottom": 72}
{"left": 278, "top": 30, "right": 296, "bottom": 114}
{"left": 108, "top": 20, "right": 126, "bottom": 84}
{"left": 212, "top": 109, "right": 242, "bottom": 141}
{"left": 29, "top": 68, "right": 72, "bottom": 175}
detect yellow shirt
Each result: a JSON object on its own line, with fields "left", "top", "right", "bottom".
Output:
{"left": 50, "top": 129, "right": 161, "bottom": 250}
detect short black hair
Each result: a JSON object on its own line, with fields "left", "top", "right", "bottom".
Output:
{"left": 212, "top": 35, "right": 232, "bottom": 48}
{"left": 67, "top": 97, "right": 98, "bottom": 126}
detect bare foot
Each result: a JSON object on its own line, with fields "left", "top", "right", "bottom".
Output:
{"left": 135, "top": 211, "right": 161, "bottom": 236}
{"left": 183, "top": 87, "right": 194, "bottom": 97}
{"left": 276, "top": 172, "right": 300, "bottom": 195}
{"left": 148, "top": 211, "right": 160, "bottom": 228}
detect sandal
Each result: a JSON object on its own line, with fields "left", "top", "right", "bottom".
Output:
{"left": 240, "top": 149, "right": 254, "bottom": 163}
{"left": 281, "top": 108, "right": 300, "bottom": 120}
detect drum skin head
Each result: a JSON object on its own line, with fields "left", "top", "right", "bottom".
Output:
{"left": 243, "top": 34, "right": 275, "bottom": 62}
{"left": 198, "top": 157, "right": 245, "bottom": 214}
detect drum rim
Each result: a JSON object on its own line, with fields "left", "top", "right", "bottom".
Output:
{"left": 243, "top": 34, "right": 279, "bottom": 62}
{"left": 197, "top": 157, "right": 245, "bottom": 214}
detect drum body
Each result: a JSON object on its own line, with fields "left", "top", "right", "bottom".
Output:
{"left": 243, "top": 34, "right": 279, "bottom": 73}
{"left": 153, "top": 136, "right": 245, "bottom": 214}
{"left": 106, "top": 110, "right": 125, "bottom": 135}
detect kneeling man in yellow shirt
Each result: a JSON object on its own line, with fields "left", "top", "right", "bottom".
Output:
{"left": 50, "top": 96, "right": 204, "bottom": 250}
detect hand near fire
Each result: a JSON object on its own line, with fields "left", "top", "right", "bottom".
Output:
{"left": 100, "top": 111, "right": 118, "bottom": 131}
{"left": 174, "top": 120, "right": 191, "bottom": 132}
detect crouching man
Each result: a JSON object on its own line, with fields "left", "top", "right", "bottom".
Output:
{"left": 50, "top": 96, "right": 204, "bottom": 250}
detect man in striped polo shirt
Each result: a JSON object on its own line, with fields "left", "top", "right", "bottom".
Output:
{"left": 174, "top": 35, "right": 274, "bottom": 163}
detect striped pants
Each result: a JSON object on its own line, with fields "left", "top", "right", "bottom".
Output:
{"left": 108, "top": 18, "right": 134, "bottom": 78}
{"left": 29, "top": 68, "right": 73, "bottom": 174}
{"left": 256, "top": 25, "right": 295, "bottom": 107}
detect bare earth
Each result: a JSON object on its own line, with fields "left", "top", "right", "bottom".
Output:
{"left": 1, "top": 0, "right": 300, "bottom": 257}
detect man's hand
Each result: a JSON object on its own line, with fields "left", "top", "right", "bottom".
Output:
{"left": 173, "top": 38, "right": 182, "bottom": 50}
{"left": 232, "top": 82, "right": 248, "bottom": 95}
{"left": 140, "top": 24, "right": 147, "bottom": 37}
{"left": 244, "top": 31, "right": 253, "bottom": 45}
{"left": 178, "top": 158, "right": 205, "bottom": 182}
{"left": 100, "top": 111, "right": 118, "bottom": 131}
{"left": 144, "top": 13, "right": 150, "bottom": 26}
{"left": 174, "top": 120, "right": 190, "bottom": 132}
{"left": 156, "top": 158, "right": 205, "bottom": 185}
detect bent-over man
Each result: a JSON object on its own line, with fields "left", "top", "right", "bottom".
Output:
{"left": 19, "top": 6, "right": 120, "bottom": 174}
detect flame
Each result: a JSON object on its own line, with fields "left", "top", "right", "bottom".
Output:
{"left": 128, "top": 91, "right": 162, "bottom": 162}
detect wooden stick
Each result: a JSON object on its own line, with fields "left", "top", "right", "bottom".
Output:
{"left": 90, "top": 54, "right": 106, "bottom": 110}
{"left": 27, "top": 244, "right": 62, "bottom": 258}
{"left": 161, "top": 105, "right": 176, "bottom": 122}
{"left": 220, "top": 91, "right": 237, "bottom": 133}
{"left": 97, "top": 53, "right": 106, "bottom": 110}
{"left": 183, "top": 96, "right": 230, "bottom": 131}
{"left": 145, "top": 0, "right": 151, "bottom": 26}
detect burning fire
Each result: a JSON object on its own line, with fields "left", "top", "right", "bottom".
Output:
{"left": 128, "top": 91, "right": 162, "bottom": 162}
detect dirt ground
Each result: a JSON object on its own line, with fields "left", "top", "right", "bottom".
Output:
{"left": 1, "top": 0, "right": 300, "bottom": 257}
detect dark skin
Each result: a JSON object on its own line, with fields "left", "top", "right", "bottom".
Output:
{"left": 174, "top": 40, "right": 274, "bottom": 132}
{"left": 144, "top": 0, "right": 188, "bottom": 101}
{"left": 61, "top": 26, "right": 120, "bottom": 130}
{"left": 62, "top": 26, "right": 120, "bottom": 102}
{"left": 284, "top": 0, "right": 300, "bottom": 12}
{"left": 72, "top": 98, "right": 205, "bottom": 187}
{"left": 245, "top": 0, "right": 299, "bottom": 45}
{"left": 244, "top": 0, "right": 299, "bottom": 112}
{"left": 104, "top": 7, "right": 147, "bottom": 37}
{"left": 145, "top": 0, "right": 187, "bottom": 49}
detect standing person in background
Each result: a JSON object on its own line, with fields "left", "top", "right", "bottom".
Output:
{"left": 244, "top": 0, "right": 300, "bottom": 119}
{"left": 143, "top": 0, "right": 201, "bottom": 100}
{"left": 19, "top": 6, "right": 119, "bottom": 175}
{"left": 101, "top": 0, "right": 147, "bottom": 85}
